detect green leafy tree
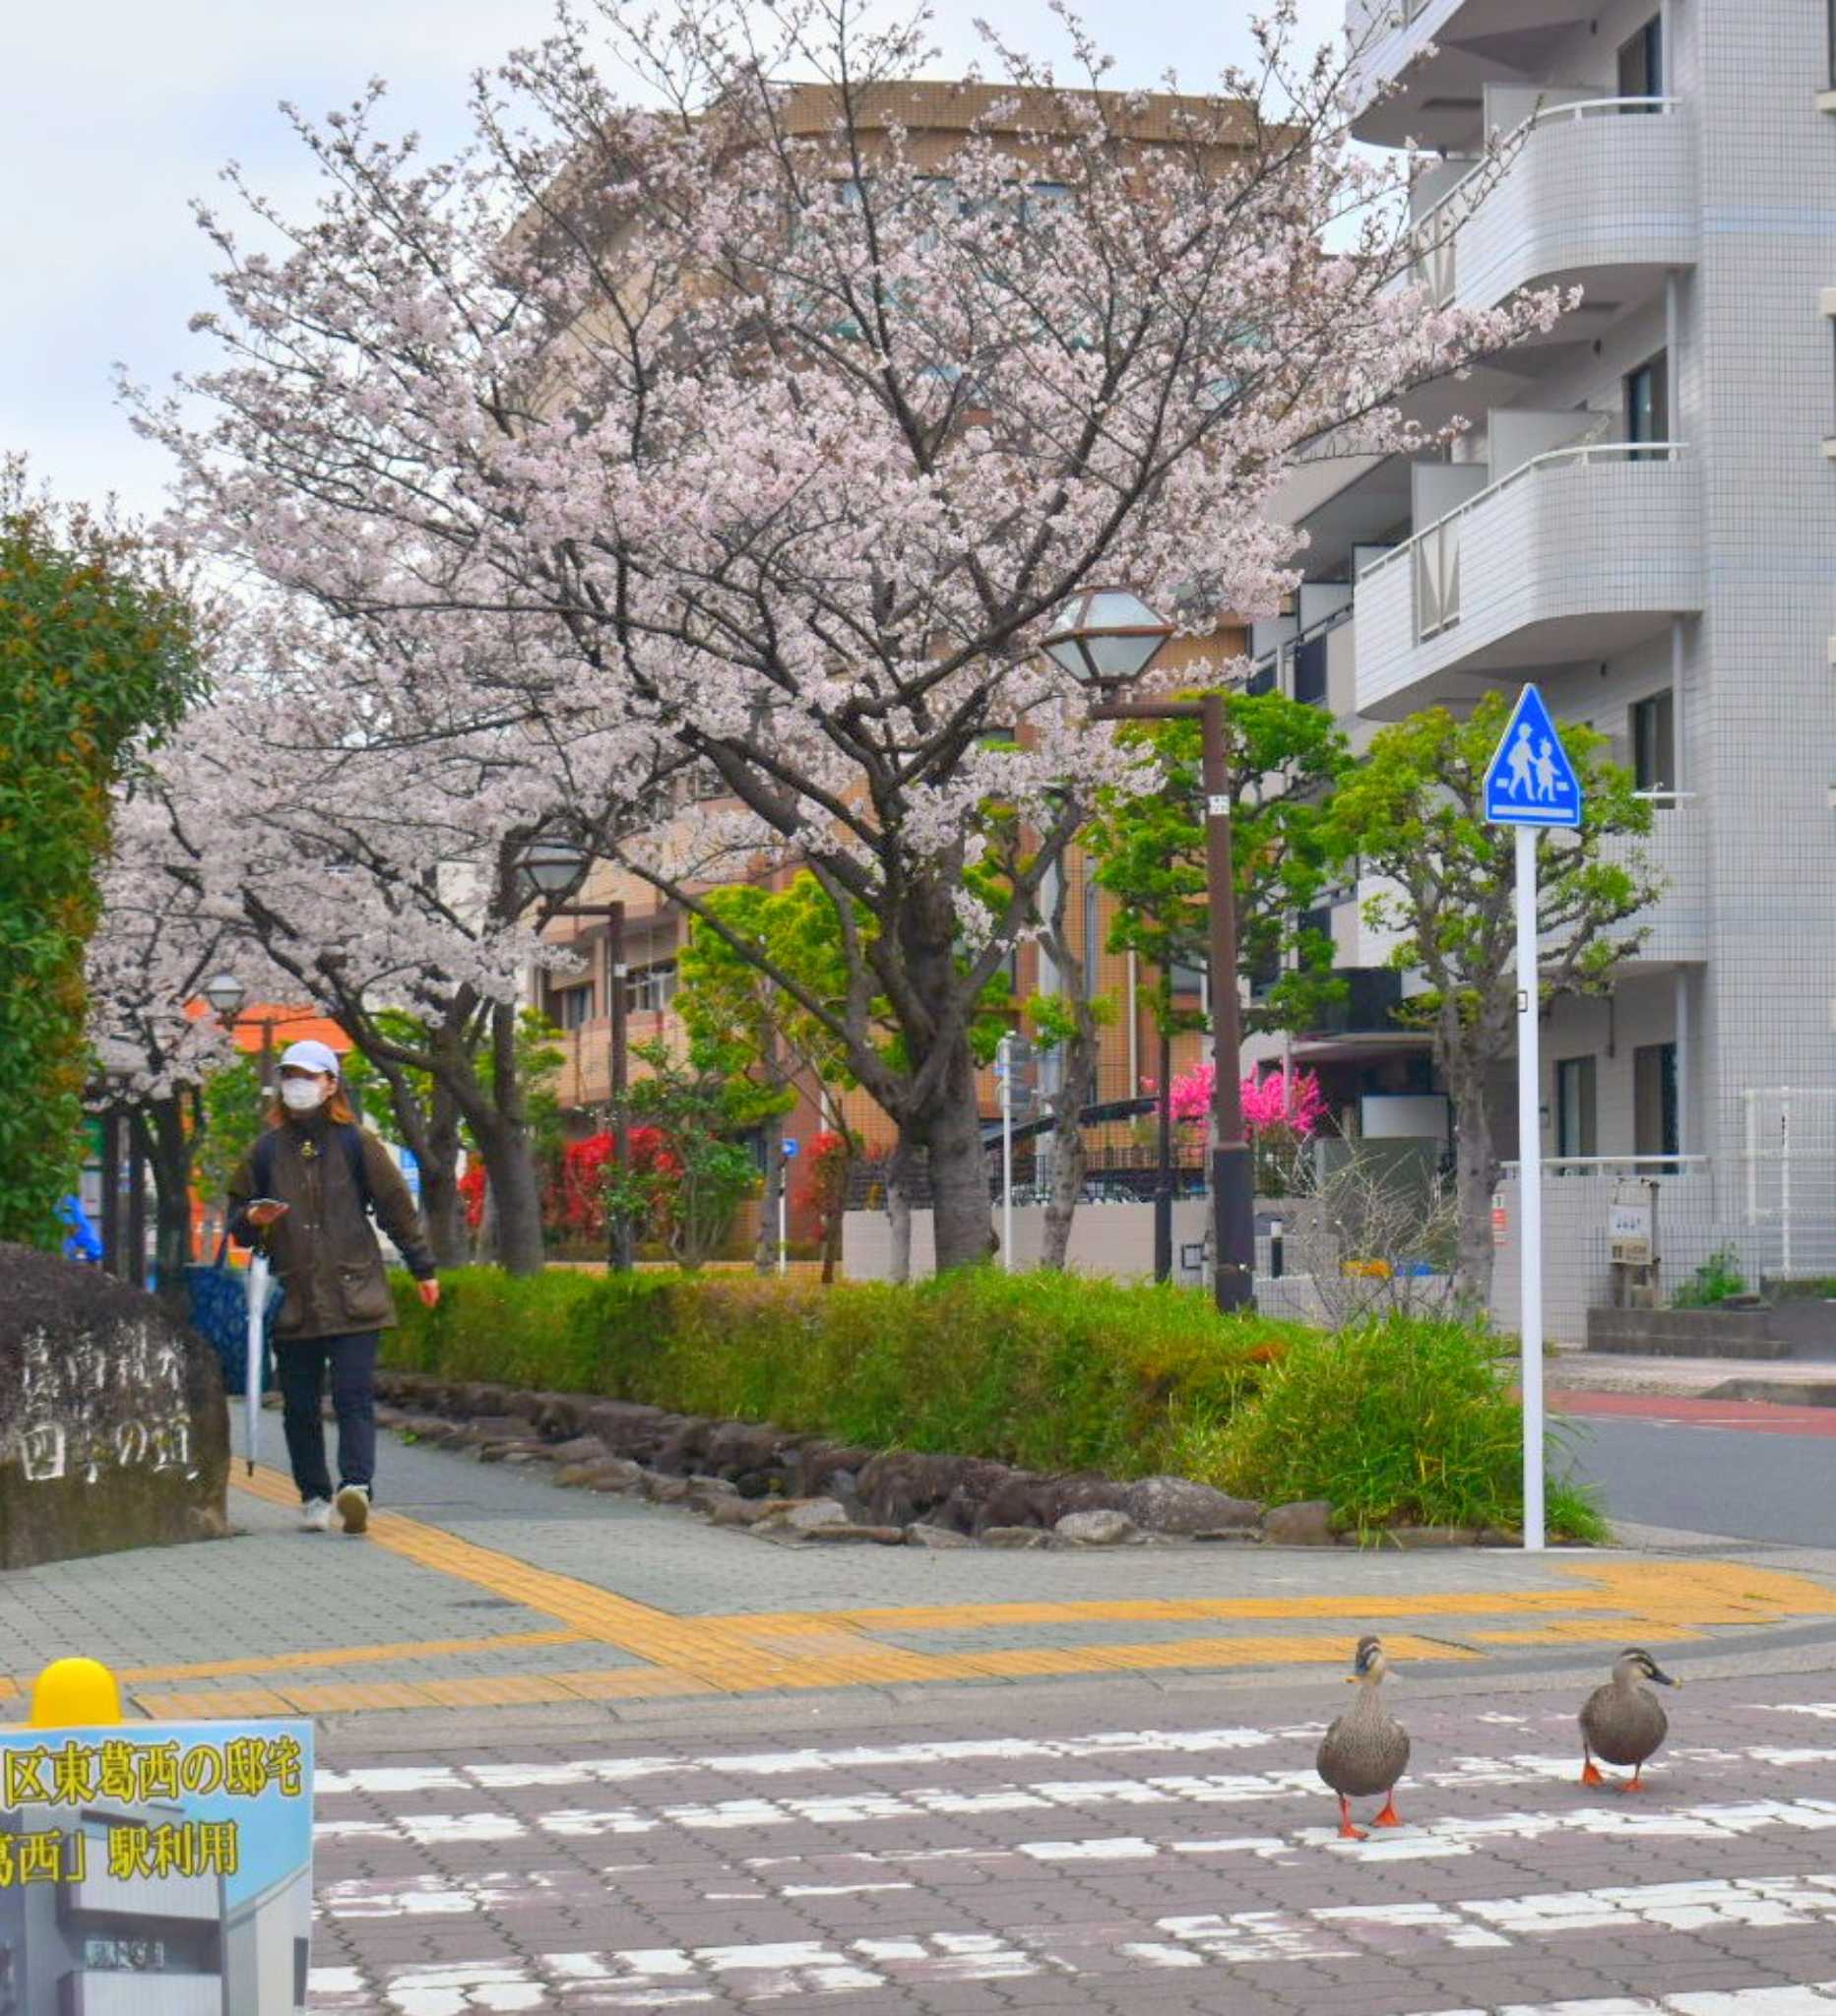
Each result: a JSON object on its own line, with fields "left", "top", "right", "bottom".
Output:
{"left": 1086, "top": 690, "right": 1351, "bottom": 1038}
{"left": 604, "top": 1040, "right": 760, "bottom": 1270}
{"left": 1325, "top": 695, "right": 1658, "bottom": 1306}
{"left": 0, "top": 464, "right": 204, "bottom": 1245}
{"left": 194, "top": 1056, "right": 265, "bottom": 1213}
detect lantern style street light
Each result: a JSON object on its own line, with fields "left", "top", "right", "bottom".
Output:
{"left": 516, "top": 839, "right": 633, "bottom": 1273}
{"left": 1046, "top": 590, "right": 1256, "bottom": 1313}
{"left": 203, "top": 971, "right": 248, "bottom": 1021}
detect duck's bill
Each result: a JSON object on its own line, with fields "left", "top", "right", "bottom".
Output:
{"left": 1651, "top": 1667, "right": 1680, "bottom": 1687}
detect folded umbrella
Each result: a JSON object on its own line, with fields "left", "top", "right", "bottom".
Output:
{"left": 245, "top": 1249, "right": 271, "bottom": 1477}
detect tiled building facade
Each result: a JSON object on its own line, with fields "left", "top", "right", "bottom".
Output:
{"left": 1264, "top": 0, "right": 1836, "bottom": 1319}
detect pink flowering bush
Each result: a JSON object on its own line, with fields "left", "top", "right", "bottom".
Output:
{"left": 1155, "top": 1064, "right": 1327, "bottom": 1194}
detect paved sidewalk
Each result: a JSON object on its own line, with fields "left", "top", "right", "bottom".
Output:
{"left": 1552, "top": 1347, "right": 1836, "bottom": 1401}
{"left": 8, "top": 1420, "right": 1836, "bottom": 1734}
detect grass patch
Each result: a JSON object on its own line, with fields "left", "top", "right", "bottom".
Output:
{"left": 386, "top": 1268, "right": 1602, "bottom": 1539}
{"left": 1215, "top": 1316, "right": 1606, "bottom": 1543}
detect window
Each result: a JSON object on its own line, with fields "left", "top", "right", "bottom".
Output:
{"left": 550, "top": 981, "right": 594, "bottom": 1031}
{"left": 1293, "top": 634, "right": 1328, "bottom": 708}
{"left": 1634, "top": 1041, "right": 1679, "bottom": 1167}
{"left": 1617, "top": 15, "right": 1663, "bottom": 104}
{"left": 1631, "top": 690, "right": 1676, "bottom": 793}
{"left": 625, "top": 961, "right": 678, "bottom": 1014}
{"left": 1170, "top": 958, "right": 1205, "bottom": 996}
{"left": 1624, "top": 352, "right": 1669, "bottom": 457}
{"left": 1554, "top": 1056, "right": 1598, "bottom": 1161}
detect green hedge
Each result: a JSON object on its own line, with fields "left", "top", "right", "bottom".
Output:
{"left": 385, "top": 1268, "right": 1604, "bottom": 1539}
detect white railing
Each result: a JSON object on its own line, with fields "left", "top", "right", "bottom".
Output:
{"left": 1410, "top": 97, "right": 1683, "bottom": 307}
{"left": 1358, "top": 440, "right": 1690, "bottom": 643}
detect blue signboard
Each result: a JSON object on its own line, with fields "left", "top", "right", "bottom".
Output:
{"left": 782, "top": 1138, "right": 799, "bottom": 1160}
{"left": 1, "top": 1718, "right": 315, "bottom": 2011}
{"left": 1484, "top": 685, "right": 1584, "bottom": 829}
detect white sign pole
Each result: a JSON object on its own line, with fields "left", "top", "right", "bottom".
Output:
{"left": 1515, "top": 824, "right": 1547, "bottom": 1553}
{"left": 999, "top": 1036, "right": 1015, "bottom": 1273}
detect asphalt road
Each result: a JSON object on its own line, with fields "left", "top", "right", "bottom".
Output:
{"left": 1561, "top": 1406, "right": 1836, "bottom": 1546}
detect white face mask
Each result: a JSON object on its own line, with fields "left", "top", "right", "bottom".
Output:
{"left": 281, "top": 1077, "right": 330, "bottom": 1113}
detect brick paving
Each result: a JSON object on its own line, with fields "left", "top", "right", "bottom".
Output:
{"left": 9, "top": 1418, "right": 1836, "bottom": 2010}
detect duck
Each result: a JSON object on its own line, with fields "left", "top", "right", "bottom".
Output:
{"left": 1580, "top": 1646, "right": 1679, "bottom": 1794}
{"left": 1316, "top": 1635, "right": 1410, "bottom": 1840}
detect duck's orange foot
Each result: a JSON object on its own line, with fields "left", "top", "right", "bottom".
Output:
{"left": 1371, "top": 1800, "right": 1403, "bottom": 1828}
{"left": 1580, "top": 1760, "right": 1606, "bottom": 1788}
{"left": 1337, "top": 1820, "right": 1368, "bottom": 1841}
{"left": 1614, "top": 1775, "right": 1648, "bottom": 1795}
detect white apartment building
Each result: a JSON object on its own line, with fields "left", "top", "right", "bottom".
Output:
{"left": 1251, "top": 0, "right": 1836, "bottom": 1332}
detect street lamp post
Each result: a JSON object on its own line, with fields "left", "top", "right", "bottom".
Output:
{"left": 1042, "top": 591, "right": 1256, "bottom": 1314}
{"left": 204, "top": 972, "right": 280, "bottom": 1101}
{"left": 517, "top": 842, "right": 633, "bottom": 1274}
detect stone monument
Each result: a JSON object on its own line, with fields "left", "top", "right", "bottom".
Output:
{"left": 0, "top": 1242, "right": 229, "bottom": 1569}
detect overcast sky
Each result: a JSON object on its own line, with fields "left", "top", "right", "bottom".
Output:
{"left": 2, "top": 0, "right": 1347, "bottom": 520}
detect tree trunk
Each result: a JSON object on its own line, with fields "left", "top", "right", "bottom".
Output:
{"left": 925, "top": 1042, "right": 993, "bottom": 1275}
{"left": 886, "top": 1134, "right": 916, "bottom": 1285}
{"left": 821, "top": 1139, "right": 852, "bottom": 1286}
{"left": 755, "top": 1113, "right": 784, "bottom": 1276}
{"left": 1040, "top": 1101, "right": 1089, "bottom": 1271}
{"left": 420, "top": 1083, "right": 468, "bottom": 1270}
{"left": 474, "top": 1122, "right": 545, "bottom": 1274}
{"left": 138, "top": 1099, "right": 194, "bottom": 1319}
{"left": 1451, "top": 1070, "right": 1497, "bottom": 1315}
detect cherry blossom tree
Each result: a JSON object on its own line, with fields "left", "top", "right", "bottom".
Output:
{"left": 131, "top": 0, "right": 1565, "bottom": 1272}
{"left": 114, "top": 600, "right": 647, "bottom": 1274}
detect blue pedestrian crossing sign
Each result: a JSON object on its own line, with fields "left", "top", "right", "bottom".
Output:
{"left": 1484, "top": 684, "right": 1583, "bottom": 829}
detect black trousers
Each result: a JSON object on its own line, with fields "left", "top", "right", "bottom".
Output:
{"left": 275, "top": 1332, "right": 379, "bottom": 1502}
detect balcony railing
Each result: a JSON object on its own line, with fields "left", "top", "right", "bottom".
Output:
{"left": 1411, "top": 97, "right": 1684, "bottom": 309}
{"left": 1361, "top": 441, "right": 1689, "bottom": 649}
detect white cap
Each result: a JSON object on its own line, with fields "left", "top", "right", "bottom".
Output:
{"left": 278, "top": 1039, "right": 342, "bottom": 1078}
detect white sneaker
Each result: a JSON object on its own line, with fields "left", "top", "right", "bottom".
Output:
{"left": 336, "top": 1483, "right": 371, "bottom": 1535}
{"left": 300, "top": 1498, "right": 332, "bottom": 1533}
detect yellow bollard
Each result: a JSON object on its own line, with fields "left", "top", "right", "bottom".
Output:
{"left": 29, "top": 1657, "right": 123, "bottom": 1729}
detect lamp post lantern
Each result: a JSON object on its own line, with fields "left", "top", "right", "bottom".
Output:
{"left": 1045, "top": 590, "right": 1256, "bottom": 1314}
{"left": 516, "top": 839, "right": 632, "bottom": 1273}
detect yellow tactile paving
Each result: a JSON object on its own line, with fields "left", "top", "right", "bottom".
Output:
{"left": 113, "top": 1467, "right": 1836, "bottom": 1717}
{"left": 118, "top": 1629, "right": 588, "bottom": 1686}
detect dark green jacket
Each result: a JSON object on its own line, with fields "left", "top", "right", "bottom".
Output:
{"left": 227, "top": 1115, "right": 435, "bottom": 1341}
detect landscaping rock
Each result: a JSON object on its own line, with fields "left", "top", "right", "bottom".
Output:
{"left": 1190, "top": 1527, "right": 1262, "bottom": 1544}
{"left": 1262, "top": 1500, "right": 1338, "bottom": 1545}
{"left": 758, "top": 1497, "right": 850, "bottom": 1533}
{"left": 653, "top": 1417, "right": 720, "bottom": 1477}
{"left": 1386, "top": 1526, "right": 1478, "bottom": 1548}
{"left": 403, "top": 1417, "right": 464, "bottom": 1445}
{"left": 1122, "top": 1477, "right": 1264, "bottom": 1536}
{"left": 548, "top": 1435, "right": 612, "bottom": 1467}
{"left": 1053, "top": 1509, "right": 1140, "bottom": 1547}
{"left": 708, "top": 1496, "right": 778, "bottom": 1528}
{"left": 635, "top": 1472, "right": 689, "bottom": 1505}
{"left": 802, "top": 1524, "right": 909, "bottom": 1546}
{"left": 459, "top": 1382, "right": 516, "bottom": 1419}
{"left": 685, "top": 1476, "right": 740, "bottom": 1510}
{"left": 905, "top": 1523, "right": 975, "bottom": 1549}
{"left": 460, "top": 1415, "right": 530, "bottom": 1448}
{"left": 583, "top": 1400, "right": 669, "bottom": 1454}
{"left": 477, "top": 1439, "right": 548, "bottom": 1464}
{"left": 1043, "top": 1475, "right": 1132, "bottom": 1523}
{"left": 0, "top": 1242, "right": 230, "bottom": 1570}
{"left": 792, "top": 1443, "right": 877, "bottom": 1498}
{"left": 858, "top": 1451, "right": 989, "bottom": 1527}
{"left": 585, "top": 1461, "right": 645, "bottom": 1493}
{"left": 975, "top": 1471, "right": 1053, "bottom": 1533}
{"left": 705, "top": 1420, "right": 788, "bottom": 1480}
{"left": 980, "top": 1526, "right": 1054, "bottom": 1549}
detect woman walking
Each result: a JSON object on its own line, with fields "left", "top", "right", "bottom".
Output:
{"left": 228, "top": 1040, "right": 440, "bottom": 1534}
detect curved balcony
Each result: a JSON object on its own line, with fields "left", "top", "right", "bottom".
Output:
{"left": 1354, "top": 443, "right": 1703, "bottom": 718}
{"left": 1412, "top": 98, "right": 1697, "bottom": 319}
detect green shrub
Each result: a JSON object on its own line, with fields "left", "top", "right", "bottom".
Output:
{"left": 387, "top": 1270, "right": 1601, "bottom": 1540}
{"left": 1672, "top": 1247, "right": 1749, "bottom": 1308}
{"left": 389, "top": 1267, "right": 1302, "bottom": 1480}
{"left": 1215, "top": 1315, "right": 1605, "bottom": 1543}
